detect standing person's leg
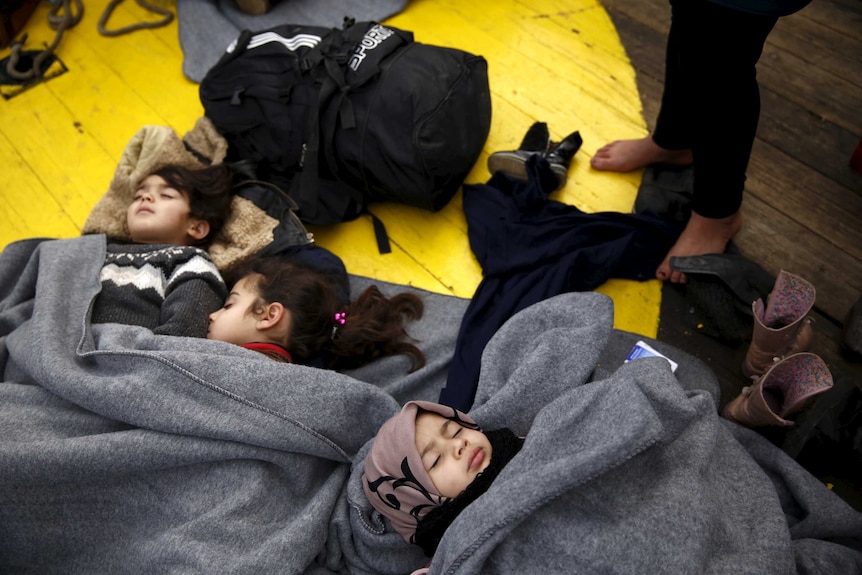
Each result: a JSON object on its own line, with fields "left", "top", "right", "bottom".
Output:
{"left": 591, "top": 0, "right": 694, "bottom": 172}
{"left": 655, "top": 0, "right": 777, "bottom": 282}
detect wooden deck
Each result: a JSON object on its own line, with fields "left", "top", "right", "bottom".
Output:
{"left": 2, "top": 0, "right": 859, "bottom": 507}
{"left": 600, "top": 0, "right": 862, "bottom": 508}
{"left": 1, "top": 0, "right": 665, "bottom": 336}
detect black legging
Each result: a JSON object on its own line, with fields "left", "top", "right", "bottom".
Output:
{"left": 652, "top": 0, "right": 777, "bottom": 219}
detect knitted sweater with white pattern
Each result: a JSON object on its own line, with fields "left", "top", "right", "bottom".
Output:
{"left": 91, "top": 242, "right": 227, "bottom": 338}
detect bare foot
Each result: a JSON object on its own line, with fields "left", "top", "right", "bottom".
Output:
{"left": 656, "top": 211, "right": 744, "bottom": 283}
{"left": 590, "top": 136, "right": 693, "bottom": 173}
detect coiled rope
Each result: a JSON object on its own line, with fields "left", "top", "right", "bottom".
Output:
{"left": 5, "top": 0, "right": 173, "bottom": 81}
{"left": 5, "top": 0, "right": 83, "bottom": 80}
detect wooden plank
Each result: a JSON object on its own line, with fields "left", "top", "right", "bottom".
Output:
{"left": 734, "top": 190, "right": 861, "bottom": 324}
{"left": 78, "top": 2, "right": 204, "bottom": 128}
{"left": 657, "top": 282, "right": 748, "bottom": 405}
{"left": 598, "top": 5, "right": 665, "bottom": 78}
{"left": 0, "top": 132, "right": 81, "bottom": 247}
{"left": 598, "top": 0, "right": 670, "bottom": 35}
{"left": 596, "top": 4, "right": 666, "bottom": 125}
{"left": 768, "top": 8, "right": 862, "bottom": 84}
{"left": 2, "top": 79, "right": 118, "bottom": 239}
{"left": 596, "top": 278, "right": 662, "bottom": 335}
{"left": 388, "top": 0, "right": 650, "bottom": 141}
{"left": 799, "top": 0, "right": 862, "bottom": 45}
{"left": 635, "top": 71, "right": 663, "bottom": 133}
{"left": 0, "top": 2, "right": 203, "bottom": 248}
{"left": 757, "top": 88, "right": 862, "bottom": 193}
{"left": 604, "top": 0, "right": 862, "bottom": 136}
{"left": 758, "top": 44, "right": 862, "bottom": 136}
{"left": 746, "top": 139, "right": 862, "bottom": 262}
{"left": 307, "top": 216, "right": 466, "bottom": 296}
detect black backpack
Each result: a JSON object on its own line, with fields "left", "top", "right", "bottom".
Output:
{"left": 199, "top": 19, "right": 491, "bottom": 245}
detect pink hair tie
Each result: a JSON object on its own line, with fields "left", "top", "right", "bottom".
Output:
{"left": 332, "top": 311, "right": 347, "bottom": 339}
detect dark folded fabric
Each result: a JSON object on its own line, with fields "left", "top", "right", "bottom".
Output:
{"left": 440, "top": 156, "right": 682, "bottom": 411}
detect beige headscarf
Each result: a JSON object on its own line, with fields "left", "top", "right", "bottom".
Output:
{"left": 362, "top": 401, "right": 479, "bottom": 542}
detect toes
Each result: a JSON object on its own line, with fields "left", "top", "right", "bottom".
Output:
{"left": 656, "top": 259, "right": 687, "bottom": 283}
{"left": 669, "top": 270, "right": 686, "bottom": 284}
{"left": 656, "top": 262, "right": 671, "bottom": 281}
{"left": 593, "top": 141, "right": 618, "bottom": 158}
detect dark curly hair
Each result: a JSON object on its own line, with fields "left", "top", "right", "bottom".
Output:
{"left": 147, "top": 163, "right": 233, "bottom": 246}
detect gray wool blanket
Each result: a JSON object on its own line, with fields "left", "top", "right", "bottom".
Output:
{"left": 2, "top": 235, "right": 861, "bottom": 574}
{"left": 0, "top": 236, "right": 402, "bottom": 572}
{"left": 342, "top": 293, "right": 862, "bottom": 573}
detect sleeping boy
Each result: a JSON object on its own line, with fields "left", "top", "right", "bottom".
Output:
{"left": 90, "top": 163, "right": 232, "bottom": 338}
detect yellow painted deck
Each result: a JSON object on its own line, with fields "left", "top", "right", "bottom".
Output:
{"left": 1, "top": 0, "right": 661, "bottom": 336}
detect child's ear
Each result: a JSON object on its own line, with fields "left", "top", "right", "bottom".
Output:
{"left": 257, "top": 302, "right": 286, "bottom": 330}
{"left": 187, "top": 219, "right": 210, "bottom": 242}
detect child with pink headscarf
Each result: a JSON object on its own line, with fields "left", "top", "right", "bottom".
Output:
{"left": 362, "top": 400, "right": 523, "bottom": 557}
{"left": 355, "top": 293, "right": 862, "bottom": 575}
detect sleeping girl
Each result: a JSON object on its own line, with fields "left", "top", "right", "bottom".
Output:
{"left": 362, "top": 400, "right": 521, "bottom": 557}
{"left": 206, "top": 255, "right": 427, "bottom": 371}
{"left": 359, "top": 390, "right": 862, "bottom": 574}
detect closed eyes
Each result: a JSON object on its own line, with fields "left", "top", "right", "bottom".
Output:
{"left": 428, "top": 426, "right": 463, "bottom": 469}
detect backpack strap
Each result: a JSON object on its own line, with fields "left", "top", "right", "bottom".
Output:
{"left": 296, "top": 50, "right": 366, "bottom": 225}
{"left": 313, "top": 22, "right": 413, "bottom": 254}
{"left": 315, "top": 23, "right": 368, "bottom": 182}
{"left": 368, "top": 209, "right": 392, "bottom": 254}
{"left": 318, "top": 23, "right": 412, "bottom": 185}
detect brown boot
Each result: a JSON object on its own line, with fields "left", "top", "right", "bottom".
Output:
{"left": 723, "top": 352, "right": 833, "bottom": 427}
{"left": 741, "top": 270, "right": 815, "bottom": 379}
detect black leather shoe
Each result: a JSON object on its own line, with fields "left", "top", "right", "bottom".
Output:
{"left": 487, "top": 122, "right": 549, "bottom": 180}
{"left": 541, "top": 130, "right": 583, "bottom": 188}
{"left": 488, "top": 126, "right": 582, "bottom": 190}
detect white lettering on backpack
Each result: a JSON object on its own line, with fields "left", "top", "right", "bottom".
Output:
{"left": 348, "top": 25, "right": 396, "bottom": 71}
{"left": 228, "top": 32, "right": 323, "bottom": 54}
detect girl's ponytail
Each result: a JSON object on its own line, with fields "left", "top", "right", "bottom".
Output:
{"left": 329, "top": 286, "right": 425, "bottom": 372}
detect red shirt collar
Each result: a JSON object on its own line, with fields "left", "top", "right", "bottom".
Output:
{"left": 241, "top": 342, "right": 293, "bottom": 362}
